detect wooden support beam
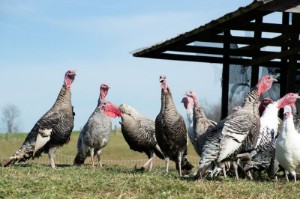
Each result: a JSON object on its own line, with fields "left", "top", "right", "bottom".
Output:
{"left": 251, "top": 17, "right": 262, "bottom": 88}
{"left": 221, "top": 30, "right": 230, "bottom": 119}
{"left": 143, "top": 52, "right": 300, "bottom": 69}
{"left": 143, "top": 52, "right": 293, "bottom": 68}
{"left": 168, "top": 45, "right": 300, "bottom": 60}
{"left": 217, "top": 21, "right": 294, "bottom": 33}
{"left": 168, "top": 44, "right": 300, "bottom": 62}
{"left": 243, "top": 46, "right": 300, "bottom": 67}
{"left": 192, "top": 34, "right": 298, "bottom": 47}
{"left": 280, "top": 12, "right": 290, "bottom": 98}
{"left": 285, "top": 13, "right": 300, "bottom": 93}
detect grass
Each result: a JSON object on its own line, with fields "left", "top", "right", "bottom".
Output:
{"left": 1, "top": 132, "right": 300, "bottom": 198}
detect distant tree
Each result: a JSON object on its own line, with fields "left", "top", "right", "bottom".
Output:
{"left": 1, "top": 104, "right": 20, "bottom": 139}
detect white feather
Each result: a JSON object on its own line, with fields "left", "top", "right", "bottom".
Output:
{"left": 255, "top": 102, "right": 279, "bottom": 149}
{"left": 276, "top": 106, "right": 300, "bottom": 179}
{"left": 34, "top": 128, "right": 52, "bottom": 155}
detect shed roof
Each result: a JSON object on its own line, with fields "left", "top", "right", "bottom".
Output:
{"left": 132, "top": 0, "right": 300, "bottom": 68}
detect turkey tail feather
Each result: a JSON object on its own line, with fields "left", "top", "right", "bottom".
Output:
{"left": 73, "top": 153, "right": 85, "bottom": 165}
{"left": 176, "top": 157, "right": 194, "bottom": 175}
{"left": 2, "top": 149, "right": 32, "bottom": 167}
{"left": 2, "top": 158, "right": 17, "bottom": 167}
{"left": 195, "top": 163, "right": 212, "bottom": 180}
{"left": 154, "top": 145, "right": 164, "bottom": 159}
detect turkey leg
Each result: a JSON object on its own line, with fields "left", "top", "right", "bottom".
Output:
{"left": 48, "top": 147, "right": 57, "bottom": 169}
{"left": 96, "top": 149, "right": 102, "bottom": 167}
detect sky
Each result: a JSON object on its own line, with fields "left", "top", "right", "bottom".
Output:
{"left": 0, "top": 0, "right": 253, "bottom": 133}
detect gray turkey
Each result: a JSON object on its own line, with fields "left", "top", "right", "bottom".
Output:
{"left": 181, "top": 90, "right": 217, "bottom": 157}
{"left": 155, "top": 75, "right": 193, "bottom": 177}
{"left": 196, "top": 75, "right": 277, "bottom": 179}
{"left": 2, "top": 70, "right": 76, "bottom": 168}
{"left": 119, "top": 104, "right": 164, "bottom": 171}
{"left": 74, "top": 84, "right": 121, "bottom": 167}
{"left": 243, "top": 93, "right": 299, "bottom": 179}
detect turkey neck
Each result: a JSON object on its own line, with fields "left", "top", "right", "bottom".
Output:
{"left": 54, "top": 85, "right": 72, "bottom": 108}
{"left": 160, "top": 88, "right": 177, "bottom": 118}
{"left": 193, "top": 105, "right": 208, "bottom": 135}
{"left": 193, "top": 105, "right": 207, "bottom": 121}
{"left": 280, "top": 115, "right": 296, "bottom": 140}
{"left": 243, "top": 87, "right": 259, "bottom": 112}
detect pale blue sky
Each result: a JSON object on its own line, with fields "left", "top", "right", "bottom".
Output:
{"left": 0, "top": 0, "right": 253, "bottom": 132}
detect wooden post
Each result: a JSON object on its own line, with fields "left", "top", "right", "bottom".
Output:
{"left": 280, "top": 12, "right": 290, "bottom": 97}
{"left": 251, "top": 17, "right": 262, "bottom": 87}
{"left": 285, "top": 13, "right": 299, "bottom": 93}
{"left": 221, "top": 30, "right": 230, "bottom": 119}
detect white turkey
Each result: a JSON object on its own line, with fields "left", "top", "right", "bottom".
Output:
{"left": 259, "top": 98, "right": 273, "bottom": 116}
{"left": 2, "top": 70, "right": 76, "bottom": 168}
{"left": 196, "top": 75, "right": 277, "bottom": 179}
{"left": 276, "top": 105, "right": 300, "bottom": 182}
{"left": 155, "top": 75, "right": 193, "bottom": 176}
{"left": 119, "top": 104, "right": 164, "bottom": 171}
{"left": 181, "top": 96, "right": 194, "bottom": 145}
{"left": 74, "top": 84, "right": 121, "bottom": 167}
{"left": 243, "top": 93, "right": 299, "bottom": 179}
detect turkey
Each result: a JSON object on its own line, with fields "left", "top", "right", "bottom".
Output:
{"left": 197, "top": 75, "right": 277, "bottom": 179}
{"left": 243, "top": 93, "right": 299, "bottom": 179}
{"left": 2, "top": 70, "right": 76, "bottom": 168}
{"left": 155, "top": 75, "right": 193, "bottom": 177}
{"left": 119, "top": 104, "right": 164, "bottom": 171}
{"left": 181, "top": 90, "right": 217, "bottom": 157}
{"left": 182, "top": 93, "right": 235, "bottom": 178}
{"left": 259, "top": 98, "right": 273, "bottom": 116}
{"left": 276, "top": 105, "right": 300, "bottom": 182}
{"left": 74, "top": 84, "right": 121, "bottom": 167}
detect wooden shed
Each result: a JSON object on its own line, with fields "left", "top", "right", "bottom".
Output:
{"left": 132, "top": 0, "right": 300, "bottom": 119}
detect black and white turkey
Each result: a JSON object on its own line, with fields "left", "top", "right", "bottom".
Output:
{"left": 74, "top": 84, "right": 121, "bottom": 167}
{"left": 119, "top": 103, "right": 164, "bottom": 171}
{"left": 155, "top": 75, "right": 193, "bottom": 176}
{"left": 2, "top": 70, "right": 76, "bottom": 168}
{"left": 196, "top": 75, "right": 277, "bottom": 179}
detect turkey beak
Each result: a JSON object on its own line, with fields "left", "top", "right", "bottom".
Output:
{"left": 274, "top": 73, "right": 280, "bottom": 79}
{"left": 296, "top": 93, "right": 300, "bottom": 99}
{"left": 271, "top": 76, "right": 278, "bottom": 82}
{"left": 159, "top": 75, "right": 166, "bottom": 84}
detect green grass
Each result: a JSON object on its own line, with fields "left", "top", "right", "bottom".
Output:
{"left": 1, "top": 132, "right": 300, "bottom": 198}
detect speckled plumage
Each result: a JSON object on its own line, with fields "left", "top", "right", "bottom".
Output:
{"left": 197, "top": 75, "right": 277, "bottom": 178}
{"left": 182, "top": 92, "right": 217, "bottom": 157}
{"left": 2, "top": 70, "right": 76, "bottom": 168}
{"left": 74, "top": 84, "right": 120, "bottom": 166}
{"left": 74, "top": 105, "right": 112, "bottom": 166}
{"left": 155, "top": 75, "right": 193, "bottom": 176}
{"left": 119, "top": 104, "right": 164, "bottom": 170}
